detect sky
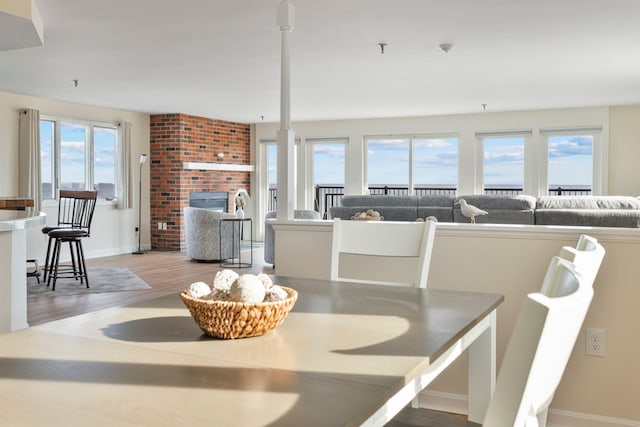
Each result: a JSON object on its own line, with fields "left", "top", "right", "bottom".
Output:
{"left": 267, "top": 135, "right": 592, "bottom": 188}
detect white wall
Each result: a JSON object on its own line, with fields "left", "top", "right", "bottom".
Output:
{"left": 0, "top": 90, "right": 150, "bottom": 261}
{"left": 272, "top": 221, "right": 640, "bottom": 424}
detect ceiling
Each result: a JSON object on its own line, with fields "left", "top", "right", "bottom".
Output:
{"left": 1, "top": 0, "right": 640, "bottom": 124}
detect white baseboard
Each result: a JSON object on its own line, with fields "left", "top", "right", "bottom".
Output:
{"left": 418, "top": 390, "right": 639, "bottom": 427}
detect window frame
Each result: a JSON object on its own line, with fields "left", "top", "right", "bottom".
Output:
{"left": 40, "top": 115, "right": 119, "bottom": 203}
{"left": 539, "top": 126, "right": 603, "bottom": 196}
{"left": 475, "top": 130, "right": 531, "bottom": 195}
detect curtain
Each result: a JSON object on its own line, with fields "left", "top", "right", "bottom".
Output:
{"left": 116, "top": 121, "right": 133, "bottom": 209}
{"left": 18, "top": 108, "right": 41, "bottom": 212}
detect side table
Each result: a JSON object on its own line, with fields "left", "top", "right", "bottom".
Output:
{"left": 220, "top": 217, "right": 253, "bottom": 268}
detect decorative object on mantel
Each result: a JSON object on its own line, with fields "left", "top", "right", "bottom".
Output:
{"left": 235, "top": 189, "right": 251, "bottom": 218}
{"left": 455, "top": 198, "right": 488, "bottom": 224}
{"left": 180, "top": 269, "right": 297, "bottom": 339}
{"left": 351, "top": 209, "right": 383, "bottom": 221}
{"left": 235, "top": 195, "right": 245, "bottom": 218}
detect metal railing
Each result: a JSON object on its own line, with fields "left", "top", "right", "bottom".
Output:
{"left": 269, "top": 185, "right": 592, "bottom": 219}
{"left": 268, "top": 187, "right": 277, "bottom": 212}
{"left": 549, "top": 186, "right": 592, "bottom": 196}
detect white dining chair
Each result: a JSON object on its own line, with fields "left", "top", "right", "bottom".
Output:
{"left": 541, "top": 234, "right": 605, "bottom": 297}
{"left": 330, "top": 218, "right": 437, "bottom": 288}
{"left": 482, "top": 257, "right": 597, "bottom": 427}
{"left": 389, "top": 236, "right": 605, "bottom": 427}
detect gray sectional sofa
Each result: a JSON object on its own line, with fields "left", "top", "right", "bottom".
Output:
{"left": 329, "top": 194, "right": 640, "bottom": 228}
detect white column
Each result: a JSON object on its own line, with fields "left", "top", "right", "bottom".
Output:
{"left": 276, "top": 0, "right": 296, "bottom": 221}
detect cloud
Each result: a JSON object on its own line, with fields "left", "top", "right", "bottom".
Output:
{"left": 61, "top": 140, "right": 85, "bottom": 150}
{"left": 313, "top": 144, "right": 345, "bottom": 158}
{"left": 549, "top": 136, "right": 592, "bottom": 158}
{"left": 413, "top": 138, "right": 454, "bottom": 149}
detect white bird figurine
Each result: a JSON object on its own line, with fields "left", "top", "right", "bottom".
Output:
{"left": 455, "top": 199, "right": 488, "bottom": 224}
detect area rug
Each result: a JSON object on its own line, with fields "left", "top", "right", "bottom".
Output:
{"left": 27, "top": 267, "right": 151, "bottom": 297}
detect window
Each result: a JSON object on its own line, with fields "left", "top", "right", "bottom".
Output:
{"left": 546, "top": 133, "right": 594, "bottom": 195}
{"left": 308, "top": 138, "right": 346, "bottom": 215}
{"left": 40, "top": 117, "right": 118, "bottom": 201}
{"left": 413, "top": 136, "right": 458, "bottom": 194}
{"left": 366, "top": 135, "right": 458, "bottom": 195}
{"left": 267, "top": 143, "right": 277, "bottom": 211}
{"left": 482, "top": 136, "right": 525, "bottom": 194}
{"left": 367, "top": 138, "right": 409, "bottom": 193}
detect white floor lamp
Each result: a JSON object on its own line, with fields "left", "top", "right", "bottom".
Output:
{"left": 132, "top": 153, "right": 147, "bottom": 255}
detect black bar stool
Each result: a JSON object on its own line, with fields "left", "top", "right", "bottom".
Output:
{"left": 46, "top": 190, "right": 97, "bottom": 291}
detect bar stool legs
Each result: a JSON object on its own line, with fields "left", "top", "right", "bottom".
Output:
{"left": 47, "top": 235, "right": 90, "bottom": 291}
{"left": 26, "top": 259, "right": 40, "bottom": 283}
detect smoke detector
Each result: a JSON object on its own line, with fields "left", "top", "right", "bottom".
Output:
{"left": 438, "top": 43, "right": 455, "bottom": 54}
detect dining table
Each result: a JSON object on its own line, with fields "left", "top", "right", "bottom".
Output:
{"left": 0, "top": 276, "right": 503, "bottom": 426}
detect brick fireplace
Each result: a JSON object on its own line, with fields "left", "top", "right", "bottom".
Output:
{"left": 149, "top": 113, "right": 251, "bottom": 251}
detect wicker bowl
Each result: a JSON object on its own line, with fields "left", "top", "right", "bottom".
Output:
{"left": 179, "top": 286, "right": 298, "bottom": 339}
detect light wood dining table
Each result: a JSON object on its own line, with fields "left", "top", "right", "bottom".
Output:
{"left": 0, "top": 276, "right": 503, "bottom": 426}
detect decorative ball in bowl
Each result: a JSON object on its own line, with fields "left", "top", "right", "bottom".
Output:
{"left": 180, "top": 270, "right": 298, "bottom": 339}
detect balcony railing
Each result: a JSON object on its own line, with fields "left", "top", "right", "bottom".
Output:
{"left": 268, "top": 185, "right": 592, "bottom": 219}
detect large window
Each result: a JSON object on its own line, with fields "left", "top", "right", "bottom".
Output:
{"left": 481, "top": 136, "right": 526, "bottom": 195}
{"left": 40, "top": 117, "right": 118, "bottom": 201}
{"left": 546, "top": 133, "right": 594, "bottom": 195}
{"left": 366, "top": 135, "right": 458, "bottom": 195}
{"left": 413, "top": 136, "right": 458, "bottom": 194}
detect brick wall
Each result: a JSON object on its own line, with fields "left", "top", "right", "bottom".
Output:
{"left": 149, "top": 113, "right": 251, "bottom": 251}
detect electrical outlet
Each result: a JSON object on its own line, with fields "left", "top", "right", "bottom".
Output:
{"left": 157, "top": 222, "right": 162, "bottom": 230}
{"left": 586, "top": 328, "right": 605, "bottom": 357}
{"left": 162, "top": 222, "right": 167, "bottom": 230}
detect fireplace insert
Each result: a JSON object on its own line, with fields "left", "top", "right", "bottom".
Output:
{"left": 189, "top": 192, "right": 229, "bottom": 212}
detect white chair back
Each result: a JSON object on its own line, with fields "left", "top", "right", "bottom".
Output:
{"left": 541, "top": 234, "right": 605, "bottom": 297}
{"left": 484, "top": 257, "right": 598, "bottom": 427}
{"left": 330, "top": 218, "right": 437, "bottom": 288}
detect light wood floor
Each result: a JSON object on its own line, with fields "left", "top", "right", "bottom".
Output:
{"left": 28, "top": 247, "right": 274, "bottom": 326}
{"left": 27, "top": 247, "right": 469, "bottom": 425}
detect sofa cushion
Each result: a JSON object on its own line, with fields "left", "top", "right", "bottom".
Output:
{"left": 535, "top": 209, "right": 640, "bottom": 228}
{"left": 453, "top": 195, "right": 536, "bottom": 225}
{"left": 537, "top": 196, "right": 640, "bottom": 210}
{"left": 456, "top": 195, "right": 537, "bottom": 210}
{"left": 416, "top": 195, "right": 455, "bottom": 222}
{"left": 418, "top": 194, "right": 456, "bottom": 208}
